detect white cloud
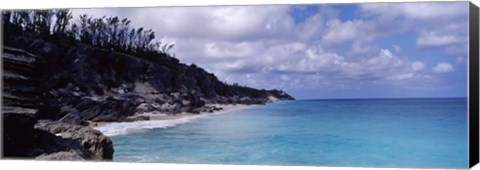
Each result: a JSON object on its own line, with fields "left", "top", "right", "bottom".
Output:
{"left": 411, "top": 61, "right": 426, "bottom": 72}
{"left": 391, "top": 73, "right": 414, "bottom": 80}
{"left": 266, "top": 48, "right": 416, "bottom": 83}
{"left": 203, "top": 42, "right": 257, "bottom": 59}
{"left": 73, "top": 6, "right": 295, "bottom": 42}
{"left": 321, "top": 19, "right": 363, "bottom": 47}
{"left": 320, "top": 18, "right": 385, "bottom": 52}
{"left": 280, "top": 75, "right": 290, "bottom": 81}
{"left": 416, "top": 31, "right": 463, "bottom": 47}
{"left": 399, "top": 3, "right": 466, "bottom": 20}
{"left": 360, "top": 2, "right": 468, "bottom": 55}
{"left": 360, "top": 2, "right": 467, "bottom": 21}
{"left": 433, "top": 62, "right": 454, "bottom": 73}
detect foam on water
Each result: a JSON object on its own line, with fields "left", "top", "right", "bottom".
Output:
{"left": 94, "top": 115, "right": 204, "bottom": 136}
{"left": 95, "top": 105, "right": 254, "bottom": 136}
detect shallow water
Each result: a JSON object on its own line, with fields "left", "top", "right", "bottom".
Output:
{"left": 100, "top": 98, "right": 468, "bottom": 168}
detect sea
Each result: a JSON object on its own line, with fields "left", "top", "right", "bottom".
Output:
{"left": 95, "top": 98, "right": 469, "bottom": 169}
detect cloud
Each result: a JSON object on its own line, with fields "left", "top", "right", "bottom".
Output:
{"left": 70, "top": 2, "right": 467, "bottom": 98}
{"left": 265, "top": 47, "right": 419, "bottom": 84}
{"left": 73, "top": 6, "right": 295, "bottom": 42}
{"left": 360, "top": 2, "right": 468, "bottom": 55}
{"left": 433, "top": 62, "right": 454, "bottom": 73}
{"left": 411, "top": 61, "right": 425, "bottom": 72}
{"left": 321, "top": 19, "right": 369, "bottom": 48}
{"left": 416, "top": 31, "right": 464, "bottom": 47}
{"left": 360, "top": 2, "right": 467, "bottom": 21}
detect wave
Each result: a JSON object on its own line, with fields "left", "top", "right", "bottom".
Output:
{"left": 94, "top": 114, "right": 205, "bottom": 136}
{"left": 94, "top": 104, "right": 255, "bottom": 136}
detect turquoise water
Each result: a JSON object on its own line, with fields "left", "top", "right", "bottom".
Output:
{"left": 101, "top": 98, "right": 468, "bottom": 168}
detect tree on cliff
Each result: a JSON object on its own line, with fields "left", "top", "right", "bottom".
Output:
{"left": 2, "top": 10, "right": 67, "bottom": 36}
{"left": 2, "top": 9, "right": 174, "bottom": 57}
{"left": 53, "top": 9, "right": 72, "bottom": 35}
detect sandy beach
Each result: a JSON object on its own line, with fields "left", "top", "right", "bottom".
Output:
{"left": 91, "top": 104, "right": 255, "bottom": 129}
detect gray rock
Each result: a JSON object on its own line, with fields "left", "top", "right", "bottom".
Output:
{"left": 35, "top": 120, "right": 114, "bottom": 160}
{"left": 136, "top": 103, "right": 154, "bottom": 113}
{"left": 160, "top": 102, "right": 182, "bottom": 114}
{"left": 36, "top": 151, "right": 85, "bottom": 160}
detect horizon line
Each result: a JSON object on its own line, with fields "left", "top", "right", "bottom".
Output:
{"left": 294, "top": 96, "right": 468, "bottom": 100}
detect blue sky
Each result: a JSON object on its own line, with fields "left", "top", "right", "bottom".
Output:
{"left": 73, "top": 2, "right": 469, "bottom": 99}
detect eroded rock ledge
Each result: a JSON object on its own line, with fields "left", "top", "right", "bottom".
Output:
{"left": 34, "top": 120, "right": 114, "bottom": 160}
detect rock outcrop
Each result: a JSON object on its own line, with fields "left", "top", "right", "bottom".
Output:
{"left": 2, "top": 46, "right": 114, "bottom": 160}
{"left": 35, "top": 120, "right": 114, "bottom": 160}
{"left": 4, "top": 36, "right": 294, "bottom": 125}
{"left": 2, "top": 46, "right": 46, "bottom": 157}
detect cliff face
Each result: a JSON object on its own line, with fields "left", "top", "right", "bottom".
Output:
{"left": 2, "top": 35, "right": 294, "bottom": 159}
{"left": 2, "top": 46, "right": 114, "bottom": 160}
{"left": 4, "top": 35, "right": 294, "bottom": 124}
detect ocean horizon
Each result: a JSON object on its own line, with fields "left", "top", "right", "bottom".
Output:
{"left": 96, "top": 98, "right": 468, "bottom": 169}
{"left": 299, "top": 97, "right": 467, "bottom": 100}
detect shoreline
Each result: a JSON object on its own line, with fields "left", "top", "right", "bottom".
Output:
{"left": 90, "top": 103, "right": 257, "bottom": 132}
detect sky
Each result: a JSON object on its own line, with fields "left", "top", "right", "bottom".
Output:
{"left": 72, "top": 2, "right": 470, "bottom": 99}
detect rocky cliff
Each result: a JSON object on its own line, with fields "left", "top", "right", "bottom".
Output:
{"left": 2, "top": 46, "right": 114, "bottom": 160}
{"left": 2, "top": 34, "right": 294, "bottom": 160}
{"left": 4, "top": 35, "right": 294, "bottom": 123}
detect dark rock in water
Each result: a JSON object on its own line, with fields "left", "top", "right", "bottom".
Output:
{"left": 34, "top": 120, "right": 114, "bottom": 160}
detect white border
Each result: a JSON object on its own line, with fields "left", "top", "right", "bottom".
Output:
{"left": 0, "top": 0, "right": 479, "bottom": 170}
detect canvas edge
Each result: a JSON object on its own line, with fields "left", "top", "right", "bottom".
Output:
{"left": 469, "top": 1, "right": 480, "bottom": 169}
{"left": 0, "top": 1, "right": 477, "bottom": 169}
